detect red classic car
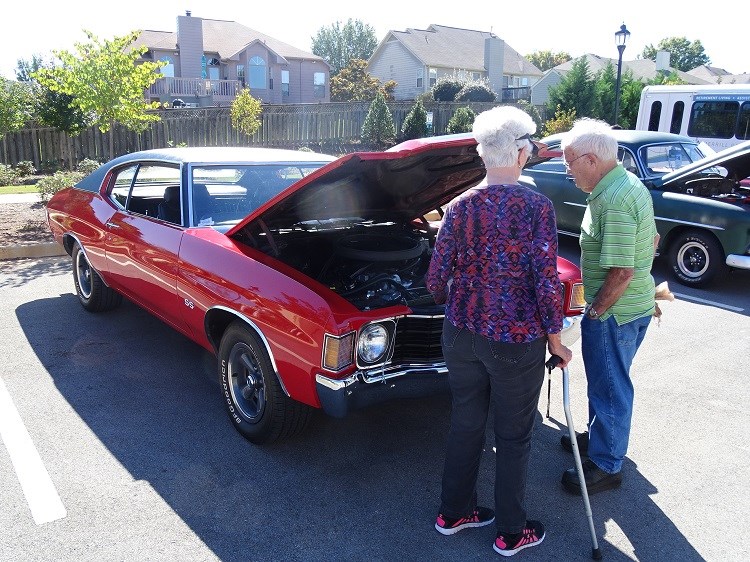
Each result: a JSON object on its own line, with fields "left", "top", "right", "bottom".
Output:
{"left": 47, "top": 136, "right": 585, "bottom": 444}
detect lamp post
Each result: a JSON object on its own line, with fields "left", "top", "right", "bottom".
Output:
{"left": 613, "top": 23, "right": 630, "bottom": 126}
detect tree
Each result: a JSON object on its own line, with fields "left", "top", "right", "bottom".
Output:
{"left": 330, "top": 59, "right": 395, "bottom": 101}
{"left": 547, "top": 57, "right": 596, "bottom": 118}
{"left": 361, "top": 91, "right": 395, "bottom": 149}
{"left": 642, "top": 37, "right": 710, "bottom": 72}
{"left": 525, "top": 50, "right": 572, "bottom": 72}
{"left": 401, "top": 99, "right": 428, "bottom": 141}
{"left": 34, "top": 30, "right": 164, "bottom": 159}
{"left": 231, "top": 89, "right": 262, "bottom": 136}
{"left": 542, "top": 105, "right": 577, "bottom": 137}
{"left": 446, "top": 106, "right": 476, "bottom": 134}
{"left": 311, "top": 19, "right": 378, "bottom": 77}
{"left": 15, "top": 54, "right": 48, "bottom": 82}
{"left": 592, "top": 61, "right": 617, "bottom": 123}
{"left": 0, "top": 79, "right": 34, "bottom": 137}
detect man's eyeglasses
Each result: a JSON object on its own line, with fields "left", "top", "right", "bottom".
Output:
{"left": 563, "top": 153, "right": 591, "bottom": 169}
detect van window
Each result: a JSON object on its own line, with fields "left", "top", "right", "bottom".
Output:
{"left": 669, "top": 101, "right": 684, "bottom": 134}
{"left": 688, "top": 101, "right": 738, "bottom": 139}
{"left": 737, "top": 102, "right": 750, "bottom": 141}
{"left": 648, "top": 101, "right": 662, "bottom": 131}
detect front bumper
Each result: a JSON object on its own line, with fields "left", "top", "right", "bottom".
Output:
{"left": 726, "top": 254, "right": 750, "bottom": 270}
{"left": 315, "top": 314, "right": 583, "bottom": 418}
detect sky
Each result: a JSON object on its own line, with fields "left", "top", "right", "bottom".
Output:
{"left": 3, "top": 1, "right": 747, "bottom": 80}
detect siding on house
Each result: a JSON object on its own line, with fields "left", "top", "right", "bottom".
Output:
{"left": 367, "top": 39, "right": 425, "bottom": 100}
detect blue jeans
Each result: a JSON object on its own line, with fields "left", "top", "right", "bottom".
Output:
{"left": 439, "top": 318, "right": 546, "bottom": 534}
{"left": 582, "top": 314, "right": 651, "bottom": 474}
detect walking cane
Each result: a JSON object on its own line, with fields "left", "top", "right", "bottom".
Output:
{"left": 546, "top": 355, "right": 602, "bottom": 560}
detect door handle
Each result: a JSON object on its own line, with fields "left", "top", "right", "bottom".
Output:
{"left": 105, "top": 222, "right": 121, "bottom": 229}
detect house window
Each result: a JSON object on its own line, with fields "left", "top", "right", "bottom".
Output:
{"left": 159, "top": 56, "right": 174, "bottom": 78}
{"left": 313, "top": 72, "right": 325, "bottom": 98}
{"left": 429, "top": 68, "right": 437, "bottom": 87}
{"left": 416, "top": 68, "right": 423, "bottom": 88}
{"left": 249, "top": 56, "right": 267, "bottom": 89}
{"left": 237, "top": 64, "right": 245, "bottom": 84}
{"left": 282, "top": 70, "right": 290, "bottom": 96}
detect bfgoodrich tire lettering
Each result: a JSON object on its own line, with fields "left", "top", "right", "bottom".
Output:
{"left": 72, "top": 242, "right": 122, "bottom": 312}
{"left": 218, "top": 321, "right": 312, "bottom": 444}
{"left": 668, "top": 229, "right": 724, "bottom": 288}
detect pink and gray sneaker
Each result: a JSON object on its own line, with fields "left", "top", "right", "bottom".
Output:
{"left": 435, "top": 506, "right": 495, "bottom": 535}
{"left": 493, "top": 520, "right": 545, "bottom": 557}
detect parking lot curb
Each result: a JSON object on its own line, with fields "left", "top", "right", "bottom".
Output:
{"left": 0, "top": 242, "right": 67, "bottom": 261}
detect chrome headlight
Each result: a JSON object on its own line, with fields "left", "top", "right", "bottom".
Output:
{"left": 357, "top": 323, "right": 390, "bottom": 365}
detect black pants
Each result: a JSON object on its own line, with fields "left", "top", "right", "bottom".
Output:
{"left": 439, "top": 318, "right": 546, "bottom": 534}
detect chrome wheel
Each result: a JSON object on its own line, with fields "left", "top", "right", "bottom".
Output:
{"left": 227, "top": 341, "right": 266, "bottom": 423}
{"left": 676, "top": 241, "right": 709, "bottom": 279}
{"left": 75, "top": 248, "right": 93, "bottom": 299}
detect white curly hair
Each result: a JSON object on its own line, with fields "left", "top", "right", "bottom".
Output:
{"left": 472, "top": 106, "right": 536, "bottom": 168}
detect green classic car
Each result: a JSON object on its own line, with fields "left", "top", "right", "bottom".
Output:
{"left": 522, "top": 130, "right": 750, "bottom": 287}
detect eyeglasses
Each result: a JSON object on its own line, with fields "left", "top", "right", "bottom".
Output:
{"left": 563, "top": 152, "right": 591, "bottom": 169}
{"left": 516, "top": 133, "right": 539, "bottom": 158}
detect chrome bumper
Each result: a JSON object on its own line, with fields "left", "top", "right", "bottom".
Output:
{"left": 726, "top": 254, "right": 750, "bottom": 270}
{"left": 316, "top": 363, "right": 450, "bottom": 418}
{"left": 316, "top": 314, "right": 584, "bottom": 418}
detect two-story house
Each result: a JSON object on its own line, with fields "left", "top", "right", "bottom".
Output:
{"left": 132, "top": 11, "right": 330, "bottom": 106}
{"left": 367, "top": 24, "right": 542, "bottom": 102}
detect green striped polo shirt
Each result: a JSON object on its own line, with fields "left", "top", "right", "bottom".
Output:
{"left": 579, "top": 165, "right": 656, "bottom": 325}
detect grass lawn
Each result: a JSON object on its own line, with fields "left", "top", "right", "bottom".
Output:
{"left": 0, "top": 184, "right": 39, "bottom": 195}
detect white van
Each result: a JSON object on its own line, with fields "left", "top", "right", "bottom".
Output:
{"left": 636, "top": 84, "right": 750, "bottom": 151}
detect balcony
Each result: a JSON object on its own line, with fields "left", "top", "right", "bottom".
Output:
{"left": 501, "top": 87, "right": 531, "bottom": 102}
{"left": 148, "top": 77, "right": 243, "bottom": 106}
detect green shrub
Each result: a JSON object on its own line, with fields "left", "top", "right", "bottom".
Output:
{"left": 361, "top": 92, "right": 396, "bottom": 150}
{"left": 455, "top": 81, "right": 496, "bottom": 102}
{"left": 0, "top": 164, "right": 19, "bottom": 186}
{"left": 542, "top": 105, "right": 577, "bottom": 137}
{"left": 15, "top": 161, "right": 37, "bottom": 177}
{"left": 76, "top": 158, "right": 101, "bottom": 175}
{"left": 446, "top": 107, "right": 476, "bottom": 134}
{"left": 401, "top": 99, "right": 429, "bottom": 141}
{"left": 432, "top": 77, "right": 465, "bottom": 101}
{"left": 37, "top": 171, "right": 84, "bottom": 203}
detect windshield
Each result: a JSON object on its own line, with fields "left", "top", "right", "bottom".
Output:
{"left": 639, "top": 143, "right": 710, "bottom": 177}
{"left": 190, "top": 163, "right": 327, "bottom": 228}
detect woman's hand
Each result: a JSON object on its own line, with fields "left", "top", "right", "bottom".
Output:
{"left": 547, "top": 333, "right": 573, "bottom": 368}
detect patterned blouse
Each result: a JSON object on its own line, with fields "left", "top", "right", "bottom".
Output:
{"left": 426, "top": 183, "right": 564, "bottom": 343}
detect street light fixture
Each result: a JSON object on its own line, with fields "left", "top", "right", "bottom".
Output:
{"left": 613, "top": 23, "right": 630, "bottom": 126}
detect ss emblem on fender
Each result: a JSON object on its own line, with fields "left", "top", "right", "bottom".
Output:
{"left": 184, "top": 298, "right": 195, "bottom": 309}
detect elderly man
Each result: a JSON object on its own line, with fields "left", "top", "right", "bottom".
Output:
{"left": 559, "top": 118, "right": 658, "bottom": 495}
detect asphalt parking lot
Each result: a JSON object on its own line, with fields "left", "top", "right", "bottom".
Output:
{"left": 1, "top": 252, "right": 749, "bottom": 561}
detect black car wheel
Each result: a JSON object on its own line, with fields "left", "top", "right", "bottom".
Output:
{"left": 218, "top": 322, "right": 312, "bottom": 444}
{"left": 669, "top": 230, "right": 724, "bottom": 287}
{"left": 72, "top": 242, "right": 122, "bottom": 312}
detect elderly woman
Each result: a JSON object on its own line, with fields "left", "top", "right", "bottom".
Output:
{"left": 427, "top": 106, "right": 572, "bottom": 557}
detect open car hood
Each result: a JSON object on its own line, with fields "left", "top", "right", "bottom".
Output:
{"left": 227, "top": 133, "right": 554, "bottom": 236}
{"left": 654, "top": 140, "right": 750, "bottom": 188}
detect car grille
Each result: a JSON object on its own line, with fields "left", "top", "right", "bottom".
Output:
{"left": 391, "top": 315, "right": 445, "bottom": 364}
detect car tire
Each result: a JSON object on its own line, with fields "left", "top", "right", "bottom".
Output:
{"left": 668, "top": 230, "right": 725, "bottom": 287}
{"left": 72, "top": 242, "right": 122, "bottom": 312}
{"left": 218, "top": 322, "right": 312, "bottom": 444}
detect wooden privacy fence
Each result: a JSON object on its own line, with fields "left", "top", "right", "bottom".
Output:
{"left": 0, "top": 101, "right": 508, "bottom": 169}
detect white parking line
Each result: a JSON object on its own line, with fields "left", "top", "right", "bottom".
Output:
{"left": 673, "top": 292, "right": 745, "bottom": 312}
{"left": 0, "top": 377, "right": 67, "bottom": 524}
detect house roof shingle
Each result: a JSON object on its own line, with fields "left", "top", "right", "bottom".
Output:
{"left": 131, "top": 19, "right": 324, "bottom": 62}
{"left": 387, "top": 24, "right": 542, "bottom": 76}
{"left": 553, "top": 53, "right": 710, "bottom": 85}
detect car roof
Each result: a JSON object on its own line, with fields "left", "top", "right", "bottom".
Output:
{"left": 542, "top": 129, "right": 698, "bottom": 149}
{"left": 75, "top": 147, "right": 337, "bottom": 192}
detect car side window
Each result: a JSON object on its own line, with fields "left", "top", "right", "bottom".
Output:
{"left": 109, "top": 165, "right": 137, "bottom": 210}
{"left": 618, "top": 148, "right": 639, "bottom": 176}
{"left": 524, "top": 157, "right": 567, "bottom": 174}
